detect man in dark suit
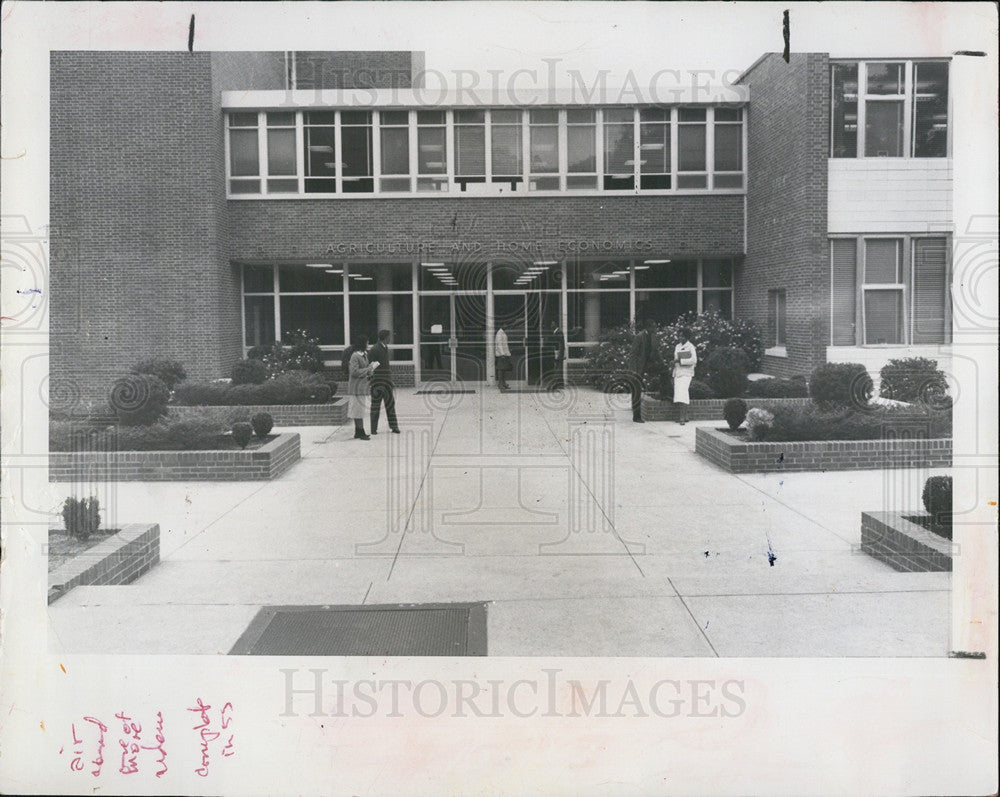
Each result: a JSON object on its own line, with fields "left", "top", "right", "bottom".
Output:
{"left": 369, "top": 329, "right": 400, "bottom": 434}
{"left": 628, "top": 317, "right": 659, "bottom": 423}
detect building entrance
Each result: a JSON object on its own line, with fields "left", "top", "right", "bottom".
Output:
{"left": 419, "top": 292, "right": 488, "bottom": 382}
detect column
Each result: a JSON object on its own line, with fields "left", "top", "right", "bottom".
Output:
{"left": 584, "top": 291, "right": 601, "bottom": 342}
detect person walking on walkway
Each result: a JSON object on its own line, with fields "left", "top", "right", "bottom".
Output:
{"left": 344, "top": 333, "right": 377, "bottom": 440}
{"left": 628, "top": 317, "right": 659, "bottom": 423}
{"left": 672, "top": 326, "right": 698, "bottom": 425}
{"left": 494, "top": 326, "right": 512, "bottom": 390}
{"left": 369, "top": 329, "right": 400, "bottom": 434}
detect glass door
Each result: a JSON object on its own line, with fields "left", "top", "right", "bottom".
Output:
{"left": 454, "top": 293, "right": 487, "bottom": 381}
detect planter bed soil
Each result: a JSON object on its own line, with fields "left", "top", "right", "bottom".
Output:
{"left": 48, "top": 523, "right": 160, "bottom": 604}
{"left": 861, "top": 511, "right": 954, "bottom": 572}
{"left": 641, "top": 395, "right": 810, "bottom": 422}
{"left": 695, "top": 426, "right": 952, "bottom": 473}
{"left": 169, "top": 398, "right": 346, "bottom": 427}
{"left": 49, "top": 433, "right": 301, "bottom": 482}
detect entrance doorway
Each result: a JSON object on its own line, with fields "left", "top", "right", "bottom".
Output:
{"left": 419, "top": 292, "right": 487, "bottom": 382}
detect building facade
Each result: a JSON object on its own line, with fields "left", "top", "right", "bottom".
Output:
{"left": 50, "top": 50, "right": 953, "bottom": 404}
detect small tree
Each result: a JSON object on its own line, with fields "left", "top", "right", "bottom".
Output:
{"left": 704, "top": 347, "right": 750, "bottom": 398}
{"left": 62, "top": 496, "right": 101, "bottom": 540}
{"left": 809, "top": 363, "right": 873, "bottom": 408}
{"left": 109, "top": 374, "right": 170, "bottom": 426}
{"left": 922, "top": 475, "right": 953, "bottom": 529}
{"left": 723, "top": 398, "right": 749, "bottom": 430}
{"left": 251, "top": 412, "right": 274, "bottom": 438}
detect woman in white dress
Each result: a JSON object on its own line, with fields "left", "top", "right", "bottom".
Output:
{"left": 345, "top": 333, "right": 377, "bottom": 440}
{"left": 672, "top": 327, "right": 698, "bottom": 425}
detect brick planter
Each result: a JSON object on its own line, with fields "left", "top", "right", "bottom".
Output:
{"left": 50, "top": 433, "right": 300, "bottom": 482}
{"left": 170, "top": 398, "right": 345, "bottom": 427}
{"left": 695, "top": 426, "right": 952, "bottom": 473}
{"left": 641, "top": 395, "right": 810, "bottom": 422}
{"left": 861, "top": 511, "right": 954, "bottom": 572}
{"left": 49, "top": 523, "right": 160, "bottom": 604}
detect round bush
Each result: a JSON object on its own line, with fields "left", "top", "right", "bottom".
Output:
{"left": 723, "top": 397, "right": 748, "bottom": 430}
{"left": 704, "top": 347, "right": 749, "bottom": 398}
{"left": 231, "top": 422, "right": 253, "bottom": 449}
{"left": 745, "top": 407, "right": 774, "bottom": 441}
{"left": 132, "top": 357, "right": 187, "bottom": 390}
{"left": 251, "top": 412, "right": 274, "bottom": 438}
{"left": 879, "top": 357, "right": 949, "bottom": 405}
{"left": 922, "top": 475, "right": 952, "bottom": 524}
{"left": 232, "top": 358, "right": 269, "bottom": 386}
{"left": 109, "top": 374, "right": 170, "bottom": 426}
{"left": 809, "top": 362, "right": 873, "bottom": 408}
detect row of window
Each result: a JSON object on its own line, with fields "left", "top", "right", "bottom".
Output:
{"left": 227, "top": 107, "right": 745, "bottom": 196}
{"left": 831, "top": 60, "right": 949, "bottom": 158}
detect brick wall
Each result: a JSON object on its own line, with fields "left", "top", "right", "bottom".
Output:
{"left": 49, "top": 432, "right": 301, "bottom": 481}
{"left": 48, "top": 523, "right": 160, "bottom": 604}
{"left": 227, "top": 195, "right": 745, "bottom": 262}
{"left": 861, "top": 511, "right": 954, "bottom": 572}
{"left": 50, "top": 52, "right": 241, "bottom": 408}
{"left": 171, "top": 400, "right": 347, "bottom": 426}
{"left": 738, "top": 53, "right": 830, "bottom": 378}
{"left": 641, "top": 396, "right": 811, "bottom": 422}
{"left": 695, "top": 426, "right": 952, "bottom": 473}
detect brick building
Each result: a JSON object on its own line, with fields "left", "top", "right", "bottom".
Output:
{"left": 49, "top": 50, "right": 953, "bottom": 404}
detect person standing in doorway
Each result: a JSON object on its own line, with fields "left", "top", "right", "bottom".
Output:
{"left": 369, "top": 329, "right": 400, "bottom": 434}
{"left": 544, "top": 321, "right": 565, "bottom": 390}
{"left": 345, "top": 334, "right": 377, "bottom": 440}
{"left": 628, "top": 317, "right": 659, "bottom": 423}
{"left": 672, "top": 326, "right": 698, "bottom": 425}
{"left": 494, "top": 326, "right": 512, "bottom": 390}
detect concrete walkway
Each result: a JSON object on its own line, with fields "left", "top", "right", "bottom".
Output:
{"left": 47, "top": 386, "right": 951, "bottom": 656}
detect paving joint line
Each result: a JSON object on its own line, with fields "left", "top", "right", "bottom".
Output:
{"left": 668, "top": 576, "right": 719, "bottom": 657}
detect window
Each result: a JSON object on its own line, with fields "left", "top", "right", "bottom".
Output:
{"left": 454, "top": 110, "right": 486, "bottom": 189}
{"left": 639, "top": 108, "right": 670, "bottom": 190}
{"left": 265, "top": 112, "right": 298, "bottom": 193}
{"left": 226, "top": 105, "right": 745, "bottom": 196}
{"left": 416, "top": 111, "right": 448, "bottom": 192}
{"left": 830, "top": 235, "right": 950, "bottom": 346}
{"left": 602, "top": 108, "right": 634, "bottom": 190}
{"left": 830, "top": 60, "right": 949, "bottom": 158}
{"left": 713, "top": 108, "right": 744, "bottom": 188}
{"left": 566, "top": 109, "right": 597, "bottom": 189}
{"left": 768, "top": 289, "right": 787, "bottom": 348}
{"left": 304, "top": 111, "right": 337, "bottom": 193}
{"left": 677, "top": 108, "right": 707, "bottom": 188}
{"left": 529, "top": 109, "right": 560, "bottom": 190}
{"left": 340, "top": 111, "right": 373, "bottom": 193}
{"left": 228, "top": 113, "right": 261, "bottom": 194}
{"left": 379, "top": 111, "right": 410, "bottom": 192}
{"left": 490, "top": 109, "right": 523, "bottom": 189}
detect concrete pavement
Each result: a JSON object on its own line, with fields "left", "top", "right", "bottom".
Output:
{"left": 47, "top": 386, "right": 951, "bottom": 656}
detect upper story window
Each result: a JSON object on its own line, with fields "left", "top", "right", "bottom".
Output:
{"left": 830, "top": 60, "right": 949, "bottom": 158}
{"left": 225, "top": 106, "right": 744, "bottom": 197}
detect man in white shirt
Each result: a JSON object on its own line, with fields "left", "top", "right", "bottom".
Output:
{"left": 495, "top": 327, "right": 512, "bottom": 390}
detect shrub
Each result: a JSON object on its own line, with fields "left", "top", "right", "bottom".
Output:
{"left": 879, "top": 357, "right": 949, "bottom": 405}
{"left": 232, "top": 358, "right": 269, "bottom": 386}
{"left": 132, "top": 357, "right": 187, "bottom": 390}
{"left": 723, "top": 398, "right": 748, "bottom": 430}
{"left": 251, "top": 412, "right": 274, "bottom": 438}
{"left": 50, "top": 413, "right": 227, "bottom": 452}
{"left": 109, "top": 374, "right": 170, "bottom": 426}
{"left": 232, "top": 422, "right": 253, "bottom": 449}
{"left": 250, "top": 329, "right": 325, "bottom": 377}
{"left": 922, "top": 476, "right": 953, "bottom": 527}
{"left": 172, "top": 372, "right": 333, "bottom": 406}
{"left": 809, "top": 363, "right": 873, "bottom": 408}
{"left": 765, "top": 403, "right": 952, "bottom": 442}
{"left": 704, "top": 347, "right": 749, "bottom": 398}
{"left": 61, "top": 496, "right": 100, "bottom": 540}
{"left": 744, "top": 375, "right": 810, "bottom": 398}
{"left": 745, "top": 408, "right": 774, "bottom": 441}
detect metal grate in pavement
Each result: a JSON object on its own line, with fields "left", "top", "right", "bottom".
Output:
{"left": 229, "top": 603, "right": 488, "bottom": 656}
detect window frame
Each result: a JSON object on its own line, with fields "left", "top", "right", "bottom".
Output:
{"left": 829, "top": 59, "right": 951, "bottom": 159}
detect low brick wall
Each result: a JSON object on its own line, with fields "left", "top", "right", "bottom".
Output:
{"left": 49, "top": 523, "right": 160, "bottom": 604}
{"left": 50, "top": 433, "right": 301, "bottom": 482}
{"left": 861, "top": 511, "right": 954, "bottom": 572}
{"left": 695, "top": 426, "right": 952, "bottom": 473}
{"left": 641, "top": 395, "right": 810, "bottom": 422}
{"left": 170, "top": 399, "right": 345, "bottom": 426}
